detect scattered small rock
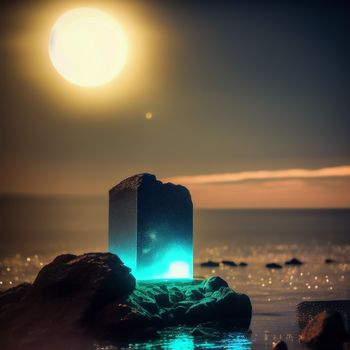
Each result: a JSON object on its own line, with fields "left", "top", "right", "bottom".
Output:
{"left": 324, "top": 258, "right": 336, "bottom": 264}
{"left": 285, "top": 258, "right": 303, "bottom": 266}
{"left": 266, "top": 263, "right": 282, "bottom": 269}
{"left": 221, "top": 260, "right": 237, "bottom": 267}
{"left": 299, "top": 311, "right": 348, "bottom": 350}
{"left": 272, "top": 340, "right": 288, "bottom": 350}
{"left": 200, "top": 260, "right": 220, "bottom": 267}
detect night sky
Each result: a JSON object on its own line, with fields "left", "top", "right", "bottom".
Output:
{"left": 1, "top": 0, "right": 349, "bottom": 207}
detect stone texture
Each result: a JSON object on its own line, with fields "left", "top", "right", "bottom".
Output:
{"left": 124, "top": 278, "right": 252, "bottom": 329}
{"left": 109, "top": 174, "right": 193, "bottom": 280}
{"left": 0, "top": 253, "right": 252, "bottom": 348}
{"left": 299, "top": 311, "right": 348, "bottom": 349}
{"left": 296, "top": 300, "right": 350, "bottom": 331}
{"left": 0, "top": 253, "right": 135, "bottom": 348}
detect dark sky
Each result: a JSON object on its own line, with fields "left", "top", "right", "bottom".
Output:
{"left": 1, "top": 0, "right": 349, "bottom": 205}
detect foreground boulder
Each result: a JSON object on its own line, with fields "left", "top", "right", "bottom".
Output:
{"left": 296, "top": 300, "right": 350, "bottom": 330}
{"left": 300, "top": 311, "right": 348, "bottom": 349}
{"left": 0, "top": 253, "right": 136, "bottom": 348}
{"left": 0, "top": 254, "right": 252, "bottom": 349}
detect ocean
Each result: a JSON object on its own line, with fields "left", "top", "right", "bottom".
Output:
{"left": 1, "top": 195, "right": 350, "bottom": 349}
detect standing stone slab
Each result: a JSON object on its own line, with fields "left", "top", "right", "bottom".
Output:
{"left": 109, "top": 174, "right": 193, "bottom": 280}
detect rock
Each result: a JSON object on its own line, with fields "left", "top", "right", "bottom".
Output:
{"left": 0, "top": 282, "right": 31, "bottom": 314}
{"left": 222, "top": 260, "right": 237, "bottom": 267}
{"left": 324, "top": 258, "right": 336, "bottom": 264}
{"left": 239, "top": 262, "right": 248, "bottom": 267}
{"left": 285, "top": 258, "right": 303, "bottom": 266}
{"left": 138, "top": 300, "right": 159, "bottom": 314}
{"left": 94, "top": 303, "right": 154, "bottom": 339}
{"left": 296, "top": 300, "right": 350, "bottom": 331}
{"left": 202, "top": 276, "right": 228, "bottom": 292}
{"left": 266, "top": 263, "right": 282, "bottom": 269}
{"left": 300, "top": 311, "right": 348, "bottom": 349}
{"left": 200, "top": 260, "right": 220, "bottom": 267}
{"left": 154, "top": 292, "right": 171, "bottom": 307}
{"left": 33, "top": 253, "right": 135, "bottom": 305}
{"left": 172, "top": 305, "right": 187, "bottom": 321}
{"left": 185, "top": 298, "right": 217, "bottom": 324}
{"left": 185, "top": 288, "right": 204, "bottom": 301}
{"left": 0, "top": 252, "right": 135, "bottom": 347}
{"left": 272, "top": 340, "right": 288, "bottom": 350}
{"left": 215, "top": 288, "right": 252, "bottom": 327}
{"left": 0, "top": 252, "right": 252, "bottom": 347}
{"left": 109, "top": 173, "right": 193, "bottom": 280}
{"left": 127, "top": 277, "right": 251, "bottom": 329}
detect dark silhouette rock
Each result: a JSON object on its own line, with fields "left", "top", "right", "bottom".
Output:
{"left": 300, "top": 311, "right": 348, "bottom": 349}
{"left": 272, "top": 340, "right": 288, "bottom": 350}
{"left": 285, "top": 258, "right": 303, "bottom": 266}
{"left": 109, "top": 173, "right": 193, "bottom": 280}
{"left": 239, "top": 262, "right": 248, "bottom": 267}
{"left": 324, "top": 258, "right": 336, "bottom": 264}
{"left": 296, "top": 300, "right": 350, "bottom": 330}
{"left": 222, "top": 260, "right": 237, "bottom": 267}
{"left": 0, "top": 282, "right": 31, "bottom": 314}
{"left": 0, "top": 253, "right": 135, "bottom": 347}
{"left": 200, "top": 260, "right": 220, "bottom": 267}
{"left": 266, "top": 263, "right": 282, "bottom": 269}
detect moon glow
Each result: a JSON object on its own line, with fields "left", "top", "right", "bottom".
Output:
{"left": 49, "top": 8, "right": 128, "bottom": 87}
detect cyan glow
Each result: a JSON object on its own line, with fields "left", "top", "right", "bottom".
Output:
{"left": 108, "top": 174, "right": 193, "bottom": 281}
{"left": 110, "top": 242, "right": 193, "bottom": 280}
{"left": 165, "top": 261, "right": 190, "bottom": 279}
{"left": 130, "top": 328, "right": 252, "bottom": 349}
{"left": 136, "top": 245, "right": 193, "bottom": 280}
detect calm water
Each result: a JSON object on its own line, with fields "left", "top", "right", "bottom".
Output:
{"left": 1, "top": 195, "right": 350, "bottom": 349}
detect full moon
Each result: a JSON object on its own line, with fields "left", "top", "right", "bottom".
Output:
{"left": 49, "top": 8, "right": 128, "bottom": 87}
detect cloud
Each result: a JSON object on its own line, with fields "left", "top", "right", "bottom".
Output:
{"left": 163, "top": 165, "right": 350, "bottom": 185}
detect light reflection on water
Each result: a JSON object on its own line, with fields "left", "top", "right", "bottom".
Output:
{"left": 96, "top": 328, "right": 252, "bottom": 350}
{"left": 1, "top": 243, "right": 349, "bottom": 349}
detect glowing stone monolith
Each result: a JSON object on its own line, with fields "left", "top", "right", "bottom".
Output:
{"left": 109, "top": 174, "right": 193, "bottom": 280}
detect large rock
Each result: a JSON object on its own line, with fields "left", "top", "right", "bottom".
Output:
{"left": 297, "top": 300, "right": 350, "bottom": 330}
{"left": 299, "top": 311, "right": 348, "bottom": 349}
{"left": 109, "top": 173, "right": 193, "bottom": 280}
{"left": 0, "top": 253, "right": 252, "bottom": 348}
{"left": 0, "top": 253, "right": 135, "bottom": 347}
